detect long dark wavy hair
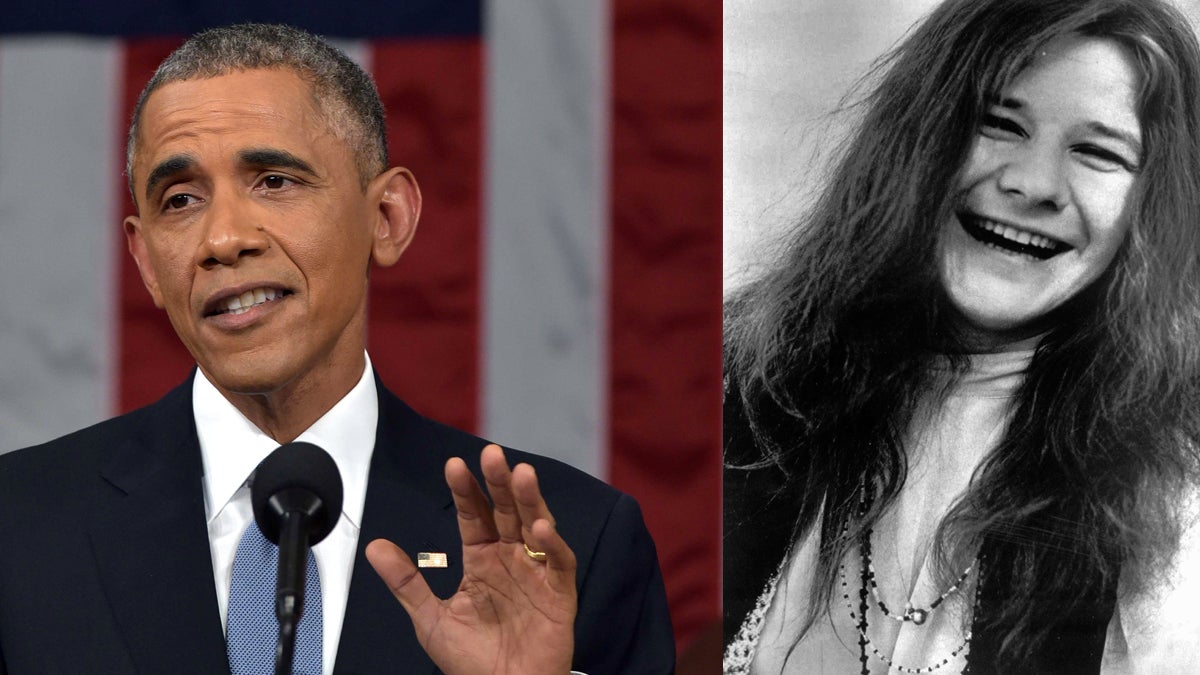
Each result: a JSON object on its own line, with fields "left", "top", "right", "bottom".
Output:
{"left": 725, "top": 0, "right": 1200, "bottom": 664}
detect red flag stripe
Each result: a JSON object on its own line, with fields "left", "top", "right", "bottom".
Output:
{"left": 368, "top": 38, "right": 483, "bottom": 433}
{"left": 609, "top": 0, "right": 723, "bottom": 652}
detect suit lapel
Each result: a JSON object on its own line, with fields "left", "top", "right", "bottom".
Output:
{"left": 334, "top": 382, "right": 460, "bottom": 674}
{"left": 86, "top": 377, "right": 230, "bottom": 675}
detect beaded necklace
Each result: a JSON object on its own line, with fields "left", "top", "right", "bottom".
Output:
{"left": 842, "top": 485, "right": 978, "bottom": 674}
{"left": 863, "top": 531, "right": 973, "bottom": 626}
{"left": 840, "top": 533, "right": 977, "bottom": 674}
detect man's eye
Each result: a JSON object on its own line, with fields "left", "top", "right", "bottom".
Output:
{"left": 261, "top": 175, "right": 290, "bottom": 189}
{"left": 166, "top": 193, "right": 195, "bottom": 210}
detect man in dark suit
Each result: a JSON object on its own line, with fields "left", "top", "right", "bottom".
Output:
{"left": 0, "top": 23, "right": 673, "bottom": 674}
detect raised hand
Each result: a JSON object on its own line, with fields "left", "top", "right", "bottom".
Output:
{"left": 365, "top": 444, "right": 577, "bottom": 675}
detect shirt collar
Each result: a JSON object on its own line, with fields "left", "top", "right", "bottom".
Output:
{"left": 194, "top": 354, "right": 379, "bottom": 530}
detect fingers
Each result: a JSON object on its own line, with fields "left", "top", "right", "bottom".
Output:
{"left": 444, "top": 457, "right": 499, "bottom": 547}
{"left": 457, "top": 445, "right": 567, "bottom": 569}
{"left": 365, "top": 539, "right": 441, "bottom": 639}
{"left": 481, "top": 444, "right": 557, "bottom": 544}
{"left": 529, "top": 518, "right": 578, "bottom": 595}
{"left": 511, "top": 460, "right": 555, "bottom": 541}
{"left": 480, "top": 444, "right": 523, "bottom": 543}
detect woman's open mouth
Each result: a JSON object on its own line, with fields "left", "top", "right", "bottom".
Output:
{"left": 958, "top": 213, "right": 1072, "bottom": 261}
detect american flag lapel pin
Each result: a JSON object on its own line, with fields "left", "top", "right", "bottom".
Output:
{"left": 417, "top": 552, "right": 448, "bottom": 568}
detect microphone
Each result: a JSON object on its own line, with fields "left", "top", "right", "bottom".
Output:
{"left": 251, "top": 442, "right": 343, "bottom": 675}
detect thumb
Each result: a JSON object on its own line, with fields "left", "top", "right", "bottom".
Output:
{"left": 365, "top": 538, "right": 441, "bottom": 639}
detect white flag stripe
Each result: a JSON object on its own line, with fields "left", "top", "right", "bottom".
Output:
{"left": 0, "top": 38, "right": 120, "bottom": 452}
{"left": 482, "top": 2, "right": 609, "bottom": 475}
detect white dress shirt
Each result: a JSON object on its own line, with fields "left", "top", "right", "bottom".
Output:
{"left": 194, "top": 355, "right": 378, "bottom": 675}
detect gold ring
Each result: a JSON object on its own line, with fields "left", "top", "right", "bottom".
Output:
{"left": 523, "top": 543, "right": 547, "bottom": 562}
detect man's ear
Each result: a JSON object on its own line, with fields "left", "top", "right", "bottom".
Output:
{"left": 123, "top": 216, "right": 165, "bottom": 308}
{"left": 368, "top": 167, "right": 421, "bottom": 268}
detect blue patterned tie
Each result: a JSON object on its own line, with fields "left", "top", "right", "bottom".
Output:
{"left": 227, "top": 520, "right": 323, "bottom": 675}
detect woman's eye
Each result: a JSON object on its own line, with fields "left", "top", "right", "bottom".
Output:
{"left": 980, "top": 113, "right": 1025, "bottom": 138}
{"left": 1075, "top": 145, "right": 1137, "bottom": 172}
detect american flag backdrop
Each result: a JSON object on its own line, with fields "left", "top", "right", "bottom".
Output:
{"left": 0, "top": 0, "right": 721, "bottom": 657}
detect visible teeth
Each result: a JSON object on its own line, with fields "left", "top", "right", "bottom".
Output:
{"left": 221, "top": 287, "right": 281, "bottom": 315}
{"left": 978, "top": 218, "right": 1057, "bottom": 250}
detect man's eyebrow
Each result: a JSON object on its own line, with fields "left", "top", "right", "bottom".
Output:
{"left": 238, "top": 148, "right": 317, "bottom": 176}
{"left": 144, "top": 154, "right": 196, "bottom": 203}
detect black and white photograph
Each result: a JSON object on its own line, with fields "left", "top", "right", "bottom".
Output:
{"left": 725, "top": 0, "right": 1200, "bottom": 672}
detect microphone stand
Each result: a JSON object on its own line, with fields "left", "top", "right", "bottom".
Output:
{"left": 272, "top": 493, "right": 316, "bottom": 675}
{"left": 250, "top": 442, "right": 342, "bottom": 675}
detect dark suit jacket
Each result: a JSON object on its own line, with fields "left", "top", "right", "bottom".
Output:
{"left": 0, "top": 374, "right": 675, "bottom": 674}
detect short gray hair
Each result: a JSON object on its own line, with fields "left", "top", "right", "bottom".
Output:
{"left": 126, "top": 23, "right": 388, "bottom": 199}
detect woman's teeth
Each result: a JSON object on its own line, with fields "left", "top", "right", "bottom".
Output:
{"left": 960, "top": 215, "right": 1070, "bottom": 260}
{"left": 977, "top": 219, "right": 1059, "bottom": 251}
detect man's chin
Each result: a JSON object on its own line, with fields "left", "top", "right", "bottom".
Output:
{"left": 196, "top": 359, "right": 292, "bottom": 398}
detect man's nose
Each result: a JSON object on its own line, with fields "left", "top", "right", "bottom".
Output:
{"left": 995, "top": 143, "right": 1068, "bottom": 212}
{"left": 198, "top": 193, "right": 269, "bottom": 267}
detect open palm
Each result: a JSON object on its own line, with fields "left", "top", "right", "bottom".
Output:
{"left": 366, "top": 444, "right": 577, "bottom": 674}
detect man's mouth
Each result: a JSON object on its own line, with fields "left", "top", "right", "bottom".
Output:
{"left": 206, "top": 287, "right": 292, "bottom": 317}
{"left": 958, "top": 213, "right": 1072, "bottom": 261}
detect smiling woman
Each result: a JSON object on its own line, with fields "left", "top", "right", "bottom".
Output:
{"left": 941, "top": 35, "right": 1141, "bottom": 347}
{"left": 724, "top": 0, "right": 1200, "bottom": 672}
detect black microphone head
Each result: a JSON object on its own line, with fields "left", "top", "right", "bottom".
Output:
{"left": 251, "top": 442, "right": 343, "bottom": 546}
